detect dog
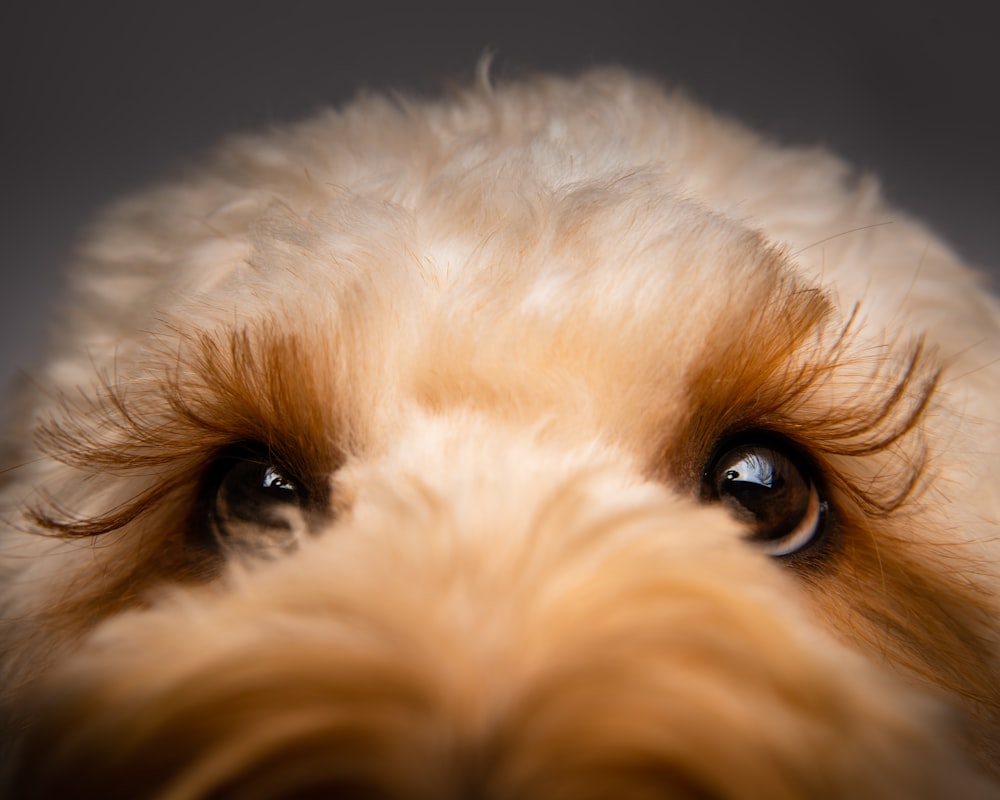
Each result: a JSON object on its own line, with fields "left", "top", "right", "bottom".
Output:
{"left": 1, "top": 67, "right": 999, "bottom": 798}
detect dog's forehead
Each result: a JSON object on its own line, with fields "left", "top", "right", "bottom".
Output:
{"left": 246, "top": 167, "right": 793, "bottom": 333}
{"left": 62, "top": 67, "right": 995, "bottom": 404}
{"left": 56, "top": 98, "right": 841, "bottom": 471}
{"left": 197, "top": 172, "right": 815, "bottom": 443}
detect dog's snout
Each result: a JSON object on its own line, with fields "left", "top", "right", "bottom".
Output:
{"left": 10, "top": 433, "right": 796, "bottom": 799}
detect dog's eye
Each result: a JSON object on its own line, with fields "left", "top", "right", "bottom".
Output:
{"left": 201, "top": 448, "right": 319, "bottom": 558}
{"left": 703, "top": 439, "right": 827, "bottom": 558}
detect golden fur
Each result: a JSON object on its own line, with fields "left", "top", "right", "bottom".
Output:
{"left": 2, "top": 68, "right": 999, "bottom": 797}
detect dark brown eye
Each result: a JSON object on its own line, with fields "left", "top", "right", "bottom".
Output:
{"left": 201, "top": 446, "right": 322, "bottom": 559}
{"left": 704, "top": 439, "right": 827, "bottom": 558}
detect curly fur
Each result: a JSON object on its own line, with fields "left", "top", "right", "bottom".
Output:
{"left": 2, "top": 67, "right": 999, "bottom": 797}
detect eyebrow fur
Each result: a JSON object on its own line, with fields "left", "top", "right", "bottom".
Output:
{"left": 670, "top": 278, "right": 940, "bottom": 518}
{"left": 30, "top": 323, "right": 344, "bottom": 538}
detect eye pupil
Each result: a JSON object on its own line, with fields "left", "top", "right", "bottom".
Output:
{"left": 705, "top": 439, "right": 825, "bottom": 558}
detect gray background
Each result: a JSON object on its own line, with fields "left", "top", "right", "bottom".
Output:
{"left": 1, "top": 1, "right": 997, "bottom": 421}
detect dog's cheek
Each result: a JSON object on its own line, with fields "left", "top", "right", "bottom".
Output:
{"left": 795, "top": 502, "right": 1000, "bottom": 769}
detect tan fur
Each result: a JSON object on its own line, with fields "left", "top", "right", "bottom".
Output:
{"left": 2, "top": 68, "right": 999, "bottom": 797}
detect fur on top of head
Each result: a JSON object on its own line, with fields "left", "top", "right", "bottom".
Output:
{"left": 2, "top": 67, "right": 1000, "bottom": 798}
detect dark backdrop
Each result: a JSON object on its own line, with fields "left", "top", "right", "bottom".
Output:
{"left": 1, "top": 0, "right": 997, "bottom": 414}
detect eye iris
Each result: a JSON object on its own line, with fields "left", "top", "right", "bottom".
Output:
{"left": 707, "top": 441, "right": 823, "bottom": 557}
{"left": 202, "top": 452, "right": 314, "bottom": 558}
{"left": 261, "top": 465, "right": 298, "bottom": 497}
{"left": 219, "top": 461, "right": 301, "bottom": 520}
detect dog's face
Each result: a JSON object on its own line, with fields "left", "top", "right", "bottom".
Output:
{"left": 2, "top": 70, "right": 999, "bottom": 798}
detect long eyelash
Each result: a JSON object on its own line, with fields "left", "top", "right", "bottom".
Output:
{"left": 766, "top": 328, "right": 941, "bottom": 516}
{"left": 781, "top": 330, "right": 938, "bottom": 516}
{"left": 676, "top": 291, "right": 940, "bottom": 518}
{"left": 743, "top": 301, "right": 940, "bottom": 516}
{"left": 29, "top": 325, "right": 341, "bottom": 538}
{"left": 30, "top": 473, "right": 194, "bottom": 538}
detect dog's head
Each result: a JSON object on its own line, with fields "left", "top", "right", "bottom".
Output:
{"left": 2, "top": 70, "right": 999, "bottom": 798}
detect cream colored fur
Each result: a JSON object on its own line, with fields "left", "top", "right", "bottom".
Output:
{"left": 1, "top": 68, "right": 999, "bottom": 797}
